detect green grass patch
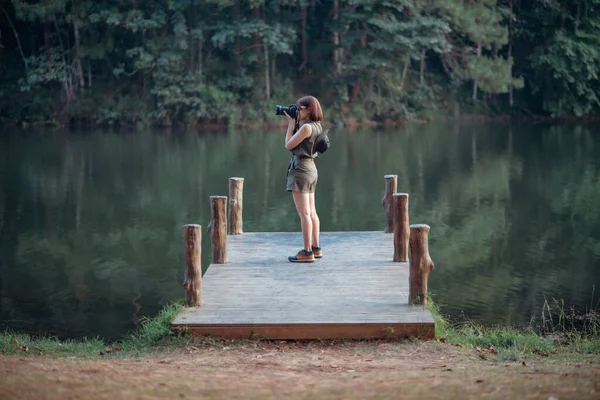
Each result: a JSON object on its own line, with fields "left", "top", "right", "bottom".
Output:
{"left": 120, "top": 300, "right": 186, "bottom": 353}
{"left": 448, "top": 324, "right": 552, "bottom": 353}
{"left": 0, "top": 300, "right": 185, "bottom": 358}
{"left": 0, "top": 332, "right": 106, "bottom": 357}
{"left": 429, "top": 292, "right": 600, "bottom": 362}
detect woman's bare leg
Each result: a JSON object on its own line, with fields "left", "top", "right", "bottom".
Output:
{"left": 308, "top": 192, "right": 320, "bottom": 248}
{"left": 292, "top": 191, "right": 312, "bottom": 251}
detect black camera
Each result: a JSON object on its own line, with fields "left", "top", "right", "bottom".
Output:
{"left": 275, "top": 104, "right": 297, "bottom": 119}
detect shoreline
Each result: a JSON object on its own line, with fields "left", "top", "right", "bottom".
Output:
{"left": 1, "top": 302, "right": 598, "bottom": 400}
{"left": 3, "top": 113, "right": 600, "bottom": 132}
{"left": 1, "top": 300, "right": 597, "bottom": 359}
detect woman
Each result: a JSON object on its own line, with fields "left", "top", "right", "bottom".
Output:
{"left": 283, "top": 95, "right": 324, "bottom": 263}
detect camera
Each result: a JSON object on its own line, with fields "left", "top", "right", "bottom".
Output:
{"left": 275, "top": 104, "right": 297, "bottom": 119}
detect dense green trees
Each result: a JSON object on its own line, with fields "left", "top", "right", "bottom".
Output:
{"left": 0, "top": 0, "right": 598, "bottom": 126}
{"left": 523, "top": 0, "right": 600, "bottom": 116}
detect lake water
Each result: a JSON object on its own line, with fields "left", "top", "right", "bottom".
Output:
{"left": 1, "top": 122, "right": 599, "bottom": 340}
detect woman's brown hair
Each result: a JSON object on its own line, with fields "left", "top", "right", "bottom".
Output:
{"left": 297, "top": 95, "right": 323, "bottom": 122}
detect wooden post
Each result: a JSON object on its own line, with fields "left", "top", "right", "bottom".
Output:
{"left": 393, "top": 193, "right": 409, "bottom": 262}
{"left": 382, "top": 175, "right": 398, "bottom": 233}
{"left": 183, "top": 224, "right": 202, "bottom": 306}
{"left": 229, "top": 177, "right": 244, "bottom": 235}
{"left": 409, "top": 224, "right": 434, "bottom": 305}
{"left": 209, "top": 196, "right": 228, "bottom": 264}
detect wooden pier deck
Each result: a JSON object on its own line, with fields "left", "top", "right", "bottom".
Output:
{"left": 172, "top": 231, "right": 435, "bottom": 340}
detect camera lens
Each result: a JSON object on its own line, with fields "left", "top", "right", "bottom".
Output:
{"left": 275, "top": 104, "right": 297, "bottom": 119}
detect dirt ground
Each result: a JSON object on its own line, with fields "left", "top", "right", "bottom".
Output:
{"left": 1, "top": 340, "right": 599, "bottom": 400}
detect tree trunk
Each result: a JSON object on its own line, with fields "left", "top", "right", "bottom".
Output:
{"left": 264, "top": 42, "right": 270, "bottom": 100}
{"left": 508, "top": 41, "right": 513, "bottom": 107}
{"left": 0, "top": 6, "right": 27, "bottom": 73}
{"left": 209, "top": 196, "right": 228, "bottom": 264}
{"left": 229, "top": 177, "right": 244, "bottom": 235}
{"left": 508, "top": 0, "right": 514, "bottom": 107}
{"left": 472, "top": 42, "right": 481, "bottom": 102}
{"left": 420, "top": 50, "right": 425, "bottom": 86}
{"left": 409, "top": 224, "right": 434, "bottom": 305}
{"left": 44, "top": 20, "right": 52, "bottom": 51}
{"left": 53, "top": 15, "right": 73, "bottom": 110}
{"left": 183, "top": 224, "right": 203, "bottom": 306}
{"left": 189, "top": 31, "right": 195, "bottom": 74}
{"left": 234, "top": 0, "right": 241, "bottom": 72}
{"left": 0, "top": 194, "right": 4, "bottom": 238}
{"left": 350, "top": 81, "right": 361, "bottom": 102}
{"left": 393, "top": 193, "right": 409, "bottom": 262}
{"left": 350, "top": 33, "right": 367, "bottom": 101}
{"left": 271, "top": 54, "right": 276, "bottom": 83}
{"left": 332, "top": 0, "right": 341, "bottom": 76}
{"left": 254, "top": 6, "right": 261, "bottom": 59}
{"left": 381, "top": 175, "right": 398, "bottom": 233}
{"left": 73, "top": 17, "right": 85, "bottom": 92}
{"left": 301, "top": 5, "right": 307, "bottom": 69}
{"left": 198, "top": 37, "right": 204, "bottom": 83}
{"left": 398, "top": 58, "right": 410, "bottom": 94}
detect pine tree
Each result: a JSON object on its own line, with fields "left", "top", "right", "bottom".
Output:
{"left": 438, "top": 0, "right": 523, "bottom": 102}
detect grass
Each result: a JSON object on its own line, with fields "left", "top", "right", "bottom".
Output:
{"left": 0, "top": 300, "right": 186, "bottom": 358}
{"left": 0, "top": 334, "right": 106, "bottom": 358}
{"left": 429, "top": 292, "right": 600, "bottom": 362}
{"left": 1, "top": 296, "right": 598, "bottom": 361}
{"left": 540, "top": 295, "right": 600, "bottom": 336}
{"left": 120, "top": 300, "right": 186, "bottom": 353}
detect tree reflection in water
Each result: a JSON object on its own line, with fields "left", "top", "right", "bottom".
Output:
{"left": 0, "top": 123, "right": 598, "bottom": 340}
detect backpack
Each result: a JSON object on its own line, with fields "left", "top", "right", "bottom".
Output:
{"left": 313, "top": 127, "right": 330, "bottom": 155}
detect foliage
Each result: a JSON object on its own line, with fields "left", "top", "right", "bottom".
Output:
{"left": 468, "top": 55, "right": 524, "bottom": 95}
{"left": 530, "top": 30, "right": 600, "bottom": 116}
{"left": 0, "top": 0, "right": 598, "bottom": 124}
{"left": 516, "top": 0, "right": 600, "bottom": 116}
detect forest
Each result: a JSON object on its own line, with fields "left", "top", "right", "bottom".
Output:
{"left": 0, "top": 0, "right": 599, "bottom": 127}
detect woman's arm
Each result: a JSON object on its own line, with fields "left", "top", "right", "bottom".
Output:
{"left": 283, "top": 110, "right": 313, "bottom": 150}
{"left": 285, "top": 124, "right": 312, "bottom": 150}
{"left": 284, "top": 118, "right": 295, "bottom": 147}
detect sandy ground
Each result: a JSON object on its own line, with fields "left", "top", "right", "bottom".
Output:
{"left": 1, "top": 340, "right": 599, "bottom": 400}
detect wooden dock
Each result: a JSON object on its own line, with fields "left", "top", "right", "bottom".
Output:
{"left": 172, "top": 231, "right": 435, "bottom": 340}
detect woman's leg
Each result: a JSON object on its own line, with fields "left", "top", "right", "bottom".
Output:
{"left": 308, "top": 192, "right": 320, "bottom": 248}
{"left": 292, "top": 191, "right": 312, "bottom": 251}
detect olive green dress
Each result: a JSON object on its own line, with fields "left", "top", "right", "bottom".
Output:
{"left": 286, "top": 121, "right": 322, "bottom": 193}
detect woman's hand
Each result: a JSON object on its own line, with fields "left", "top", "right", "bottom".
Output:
{"left": 283, "top": 111, "right": 294, "bottom": 124}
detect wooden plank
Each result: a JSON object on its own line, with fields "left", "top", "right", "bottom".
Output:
{"left": 181, "top": 323, "right": 434, "bottom": 340}
{"left": 172, "top": 231, "right": 435, "bottom": 339}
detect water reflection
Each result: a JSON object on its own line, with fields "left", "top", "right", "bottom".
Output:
{"left": 0, "top": 123, "right": 599, "bottom": 340}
